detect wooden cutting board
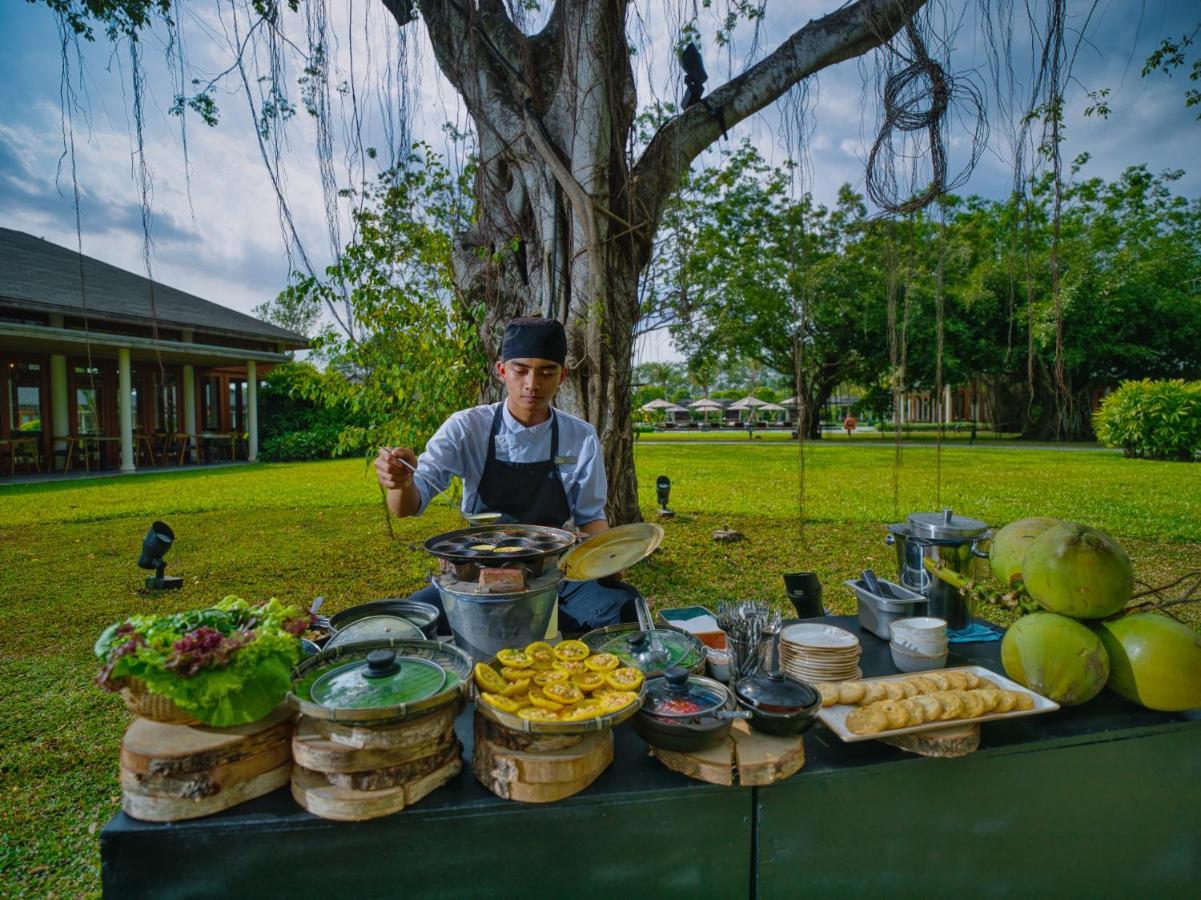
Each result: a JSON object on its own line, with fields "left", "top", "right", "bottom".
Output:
{"left": 121, "top": 761, "right": 292, "bottom": 823}
{"left": 120, "top": 705, "right": 295, "bottom": 776}
{"left": 312, "top": 699, "right": 463, "bottom": 751}
{"left": 120, "top": 739, "right": 291, "bottom": 800}
{"left": 473, "top": 712, "right": 583, "bottom": 754}
{"left": 650, "top": 720, "right": 805, "bottom": 787}
{"left": 291, "top": 754, "right": 462, "bottom": 822}
{"left": 472, "top": 730, "right": 613, "bottom": 803}
{"left": 293, "top": 715, "right": 456, "bottom": 774}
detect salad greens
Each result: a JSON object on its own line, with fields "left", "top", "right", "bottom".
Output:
{"left": 95, "top": 596, "right": 311, "bottom": 727}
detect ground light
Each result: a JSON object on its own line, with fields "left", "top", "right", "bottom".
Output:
{"left": 138, "top": 521, "right": 183, "bottom": 590}
{"left": 656, "top": 475, "right": 674, "bottom": 518}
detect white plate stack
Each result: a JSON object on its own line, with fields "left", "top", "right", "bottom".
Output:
{"left": 779, "top": 623, "right": 862, "bottom": 683}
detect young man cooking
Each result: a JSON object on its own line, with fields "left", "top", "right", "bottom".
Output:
{"left": 375, "top": 316, "right": 642, "bottom": 633}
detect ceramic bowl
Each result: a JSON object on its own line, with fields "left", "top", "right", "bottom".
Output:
{"left": 889, "top": 640, "right": 949, "bottom": 673}
{"left": 890, "top": 616, "right": 948, "bottom": 654}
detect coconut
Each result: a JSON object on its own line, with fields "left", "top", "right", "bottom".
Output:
{"left": 989, "top": 517, "right": 1063, "bottom": 587}
{"left": 1020, "top": 523, "right": 1133, "bottom": 619}
{"left": 1098, "top": 614, "right": 1201, "bottom": 711}
{"left": 1000, "top": 612, "right": 1109, "bottom": 705}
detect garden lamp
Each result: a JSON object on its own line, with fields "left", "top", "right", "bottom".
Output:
{"left": 656, "top": 475, "right": 674, "bottom": 518}
{"left": 138, "top": 521, "right": 183, "bottom": 590}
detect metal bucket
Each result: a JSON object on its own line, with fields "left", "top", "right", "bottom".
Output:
{"left": 432, "top": 572, "right": 561, "bottom": 663}
{"left": 886, "top": 516, "right": 990, "bottom": 630}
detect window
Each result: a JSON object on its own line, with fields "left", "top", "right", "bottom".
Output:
{"left": 228, "top": 380, "right": 245, "bottom": 433}
{"left": 75, "top": 366, "right": 102, "bottom": 434}
{"left": 201, "top": 377, "right": 219, "bottom": 431}
{"left": 155, "top": 371, "right": 178, "bottom": 433}
{"left": 8, "top": 363, "right": 42, "bottom": 434}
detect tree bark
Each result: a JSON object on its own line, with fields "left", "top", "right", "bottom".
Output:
{"left": 391, "top": 0, "right": 927, "bottom": 523}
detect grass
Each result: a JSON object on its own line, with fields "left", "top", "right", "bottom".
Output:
{"left": 639, "top": 429, "right": 1030, "bottom": 443}
{"left": 2, "top": 444, "right": 1198, "bottom": 897}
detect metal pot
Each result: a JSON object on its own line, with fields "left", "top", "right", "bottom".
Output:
{"left": 632, "top": 668, "right": 750, "bottom": 753}
{"left": 734, "top": 670, "right": 822, "bottom": 737}
{"left": 328, "top": 599, "right": 440, "bottom": 640}
{"left": 886, "top": 509, "right": 990, "bottom": 630}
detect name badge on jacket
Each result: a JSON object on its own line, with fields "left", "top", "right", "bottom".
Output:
{"left": 554, "top": 456, "right": 577, "bottom": 465}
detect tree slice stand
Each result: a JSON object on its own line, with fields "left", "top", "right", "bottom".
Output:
{"left": 291, "top": 706, "right": 463, "bottom": 821}
{"left": 650, "top": 720, "right": 806, "bottom": 787}
{"left": 879, "top": 722, "right": 981, "bottom": 758}
{"left": 471, "top": 711, "right": 613, "bottom": 803}
{"left": 118, "top": 706, "right": 295, "bottom": 822}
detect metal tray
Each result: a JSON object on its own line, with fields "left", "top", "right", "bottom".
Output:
{"left": 816, "top": 665, "right": 1059, "bottom": 743}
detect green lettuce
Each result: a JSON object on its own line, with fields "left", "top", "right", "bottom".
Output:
{"left": 95, "top": 595, "right": 308, "bottom": 727}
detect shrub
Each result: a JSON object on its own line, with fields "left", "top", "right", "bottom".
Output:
{"left": 1093, "top": 379, "right": 1201, "bottom": 461}
{"left": 260, "top": 424, "right": 345, "bottom": 462}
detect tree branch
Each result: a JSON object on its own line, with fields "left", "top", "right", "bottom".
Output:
{"left": 630, "top": 0, "right": 927, "bottom": 232}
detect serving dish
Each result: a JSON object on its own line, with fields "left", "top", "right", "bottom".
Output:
{"left": 816, "top": 665, "right": 1058, "bottom": 742}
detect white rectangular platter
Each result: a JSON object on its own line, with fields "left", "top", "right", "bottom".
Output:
{"left": 816, "top": 665, "right": 1060, "bottom": 743}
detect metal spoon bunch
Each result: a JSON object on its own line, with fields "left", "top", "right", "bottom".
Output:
{"left": 717, "top": 601, "right": 782, "bottom": 680}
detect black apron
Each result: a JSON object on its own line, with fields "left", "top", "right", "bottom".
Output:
{"left": 473, "top": 403, "right": 572, "bottom": 527}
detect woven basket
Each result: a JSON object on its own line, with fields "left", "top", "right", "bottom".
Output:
{"left": 118, "top": 679, "right": 199, "bottom": 726}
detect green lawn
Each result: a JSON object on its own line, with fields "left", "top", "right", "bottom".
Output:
{"left": 2, "top": 444, "right": 1198, "bottom": 896}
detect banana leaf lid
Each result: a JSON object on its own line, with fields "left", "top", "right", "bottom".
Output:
{"left": 557, "top": 523, "right": 664, "bottom": 581}
{"left": 311, "top": 649, "right": 447, "bottom": 709}
{"left": 325, "top": 615, "right": 423, "bottom": 648}
{"left": 290, "top": 638, "right": 470, "bottom": 723}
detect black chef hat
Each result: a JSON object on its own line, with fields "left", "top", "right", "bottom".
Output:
{"left": 501, "top": 317, "right": 567, "bottom": 365}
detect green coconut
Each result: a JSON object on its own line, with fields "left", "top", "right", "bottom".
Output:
{"left": 1021, "top": 523, "right": 1133, "bottom": 619}
{"left": 989, "top": 516, "right": 1063, "bottom": 587}
{"left": 1000, "top": 612, "right": 1109, "bottom": 705}
{"left": 1098, "top": 614, "right": 1201, "bottom": 711}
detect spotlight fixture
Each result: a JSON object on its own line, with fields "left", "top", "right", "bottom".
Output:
{"left": 656, "top": 475, "right": 674, "bottom": 519}
{"left": 138, "top": 521, "right": 183, "bottom": 590}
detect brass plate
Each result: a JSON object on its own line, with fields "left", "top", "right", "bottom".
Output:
{"left": 557, "top": 523, "right": 664, "bottom": 581}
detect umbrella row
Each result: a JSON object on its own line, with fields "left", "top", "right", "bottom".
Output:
{"left": 639, "top": 396, "right": 795, "bottom": 414}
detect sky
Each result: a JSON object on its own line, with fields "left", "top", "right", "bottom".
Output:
{"left": 1, "top": 1, "right": 1197, "bottom": 365}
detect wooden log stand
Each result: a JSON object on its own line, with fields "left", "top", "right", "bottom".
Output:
{"left": 291, "top": 703, "right": 464, "bottom": 822}
{"left": 471, "top": 711, "right": 614, "bottom": 803}
{"left": 119, "top": 705, "right": 295, "bottom": 822}
{"left": 879, "top": 722, "right": 981, "bottom": 758}
{"left": 650, "top": 720, "right": 806, "bottom": 787}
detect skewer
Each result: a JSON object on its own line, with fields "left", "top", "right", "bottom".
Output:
{"left": 379, "top": 446, "right": 418, "bottom": 473}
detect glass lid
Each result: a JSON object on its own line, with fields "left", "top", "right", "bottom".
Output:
{"left": 643, "top": 667, "right": 727, "bottom": 717}
{"left": 599, "top": 628, "right": 698, "bottom": 672}
{"left": 310, "top": 649, "right": 447, "bottom": 709}
{"left": 326, "top": 615, "right": 423, "bottom": 648}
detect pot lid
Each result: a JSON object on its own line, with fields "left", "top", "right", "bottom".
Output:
{"left": 596, "top": 628, "right": 698, "bottom": 673}
{"left": 643, "top": 667, "right": 728, "bottom": 717}
{"left": 558, "top": 523, "right": 664, "bottom": 581}
{"left": 905, "top": 509, "right": 988, "bottom": 540}
{"left": 310, "top": 649, "right": 447, "bottom": 709}
{"left": 326, "top": 615, "right": 424, "bottom": 648}
{"left": 735, "top": 669, "right": 820, "bottom": 712}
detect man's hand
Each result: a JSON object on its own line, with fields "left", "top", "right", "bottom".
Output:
{"left": 375, "top": 447, "right": 417, "bottom": 491}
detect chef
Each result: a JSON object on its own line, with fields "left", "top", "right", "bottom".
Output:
{"left": 375, "top": 316, "right": 643, "bottom": 633}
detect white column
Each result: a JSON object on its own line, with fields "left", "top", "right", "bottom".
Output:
{"left": 944, "top": 384, "right": 953, "bottom": 424}
{"left": 118, "top": 347, "right": 134, "bottom": 473}
{"left": 246, "top": 360, "right": 258, "bottom": 463}
{"left": 182, "top": 364, "right": 197, "bottom": 462}
{"left": 50, "top": 354, "right": 69, "bottom": 469}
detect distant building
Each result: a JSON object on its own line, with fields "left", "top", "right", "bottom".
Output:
{"left": 0, "top": 227, "right": 307, "bottom": 475}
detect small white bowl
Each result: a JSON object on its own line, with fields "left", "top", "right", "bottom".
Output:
{"left": 890, "top": 641, "right": 949, "bottom": 673}
{"left": 890, "top": 616, "right": 948, "bottom": 652}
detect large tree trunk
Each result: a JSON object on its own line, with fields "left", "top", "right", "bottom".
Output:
{"left": 393, "top": 0, "right": 926, "bottom": 524}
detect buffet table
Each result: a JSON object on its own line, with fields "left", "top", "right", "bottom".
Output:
{"left": 100, "top": 617, "right": 1201, "bottom": 897}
